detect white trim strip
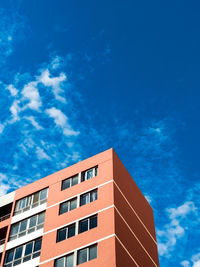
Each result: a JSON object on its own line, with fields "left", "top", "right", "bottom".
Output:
{"left": 113, "top": 180, "right": 157, "bottom": 244}
{"left": 39, "top": 233, "right": 115, "bottom": 265}
{"left": 44, "top": 204, "right": 114, "bottom": 236}
{"left": 115, "top": 235, "right": 140, "bottom": 267}
{"left": 47, "top": 179, "right": 113, "bottom": 210}
{"left": 115, "top": 206, "right": 158, "bottom": 267}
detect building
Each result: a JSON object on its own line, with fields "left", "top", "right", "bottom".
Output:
{"left": 0, "top": 148, "right": 159, "bottom": 267}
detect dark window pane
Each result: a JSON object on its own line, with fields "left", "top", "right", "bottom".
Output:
{"left": 86, "top": 169, "right": 93, "bottom": 180}
{"left": 29, "top": 216, "right": 37, "bottom": 228}
{"left": 90, "top": 216, "right": 97, "bottom": 229}
{"left": 38, "top": 212, "right": 45, "bottom": 224}
{"left": 19, "top": 220, "right": 27, "bottom": 232}
{"left": 57, "top": 229, "right": 66, "bottom": 242}
{"left": 90, "top": 190, "right": 97, "bottom": 202}
{"left": 72, "top": 175, "right": 78, "bottom": 186}
{"left": 14, "top": 247, "right": 23, "bottom": 260}
{"left": 5, "top": 250, "right": 14, "bottom": 263}
{"left": 95, "top": 167, "right": 98, "bottom": 176}
{"left": 60, "top": 202, "right": 68, "bottom": 215}
{"left": 24, "top": 242, "right": 33, "bottom": 256}
{"left": 80, "top": 194, "right": 89, "bottom": 206}
{"left": 10, "top": 224, "right": 19, "bottom": 236}
{"left": 66, "top": 254, "right": 74, "bottom": 267}
{"left": 77, "top": 248, "right": 87, "bottom": 265}
{"left": 34, "top": 239, "right": 42, "bottom": 252}
{"left": 40, "top": 188, "right": 47, "bottom": 200}
{"left": 33, "top": 192, "right": 39, "bottom": 204}
{"left": 89, "top": 245, "right": 97, "bottom": 260}
{"left": 62, "top": 179, "right": 70, "bottom": 190}
{"left": 67, "top": 225, "right": 75, "bottom": 238}
{"left": 55, "top": 257, "right": 64, "bottom": 267}
{"left": 69, "top": 199, "right": 77, "bottom": 210}
{"left": 79, "top": 219, "right": 88, "bottom": 233}
{"left": 81, "top": 173, "right": 85, "bottom": 182}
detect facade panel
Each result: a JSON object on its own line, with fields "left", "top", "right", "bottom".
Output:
{"left": 0, "top": 148, "right": 159, "bottom": 267}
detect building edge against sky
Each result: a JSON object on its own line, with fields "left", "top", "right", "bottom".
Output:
{"left": 0, "top": 148, "right": 159, "bottom": 267}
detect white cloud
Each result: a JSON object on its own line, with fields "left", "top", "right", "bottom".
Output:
{"left": 22, "top": 81, "right": 42, "bottom": 111}
{"left": 46, "top": 107, "right": 79, "bottom": 136}
{"left": 50, "top": 55, "right": 63, "bottom": 69}
{"left": 6, "top": 84, "right": 18, "bottom": 96}
{"left": 181, "top": 253, "right": 200, "bottom": 267}
{"left": 38, "top": 69, "right": 66, "bottom": 102}
{"left": 0, "top": 123, "right": 5, "bottom": 134}
{"left": 0, "top": 183, "right": 10, "bottom": 196}
{"left": 36, "top": 147, "right": 51, "bottom": 160}
{"left": 24, "top": 116, "right": 43, "bottom": 130}
{"left": 157, "top": 201, "right": 197, "bottom": 258}
{"left": 10, "top": 100, "right": 21, "bottom": 122}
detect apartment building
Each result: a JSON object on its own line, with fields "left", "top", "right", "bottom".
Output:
{"left": 0, "top": 148, "right": 159, "bottom": 267}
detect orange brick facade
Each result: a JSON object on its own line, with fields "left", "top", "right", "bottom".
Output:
{"left": 0, "top": 148, "right": 159, "bottom": 267}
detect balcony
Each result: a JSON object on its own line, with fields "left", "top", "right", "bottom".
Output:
{"left": 0, "top": 226, "right": 8, "bottom": 252}
{"left": 0, "top": 203, "right": 13, "bottom": 223}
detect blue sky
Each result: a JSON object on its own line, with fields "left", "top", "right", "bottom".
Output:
{"left": 0, "top": 0, "right": 200, "bottom": 266}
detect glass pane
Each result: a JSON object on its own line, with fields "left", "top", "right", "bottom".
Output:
{"left": 86, "top": 169, "right": 93, "bottom": 180}
{"left": 19, "top": 220, "right": 27, "bottom": 232}
{"left": 80, "top": 194, "right": 89, "bottom": 206}
{"left": 55, "top": 257, "right": 65, "bottom": 267}
{"left": 60, "top": 202, "right": 69, "bottom": 215}
{"left": 66, "top": 253, "right": 74, "bottom": 267}
{"left": 38, "top": 212, "right": 45, "bottom": 224}
{"left": 57, "top": 229, "right": 66, "bottom": 242}
{"left": 67, "top": 225, "right": 75, "bottom": 238}
{"left": 77, "top": 248, "right": 87, "bottom": 265}
{"left": 14, "top": 246, "right": 23, "bottom": 260}
{"left": 89, "top": 245, "right": 97, "bottom": 260}
{"left": 24, "top": 242, "right": 33, "bottom": 256}
{"left": 72, "top": 175, "right": 78, "bottom": 186}
{"left": 33, "top": 192, "right": 39, "bottom": 204}
{"left": 90, "top": 216, "right": 97, "bottom": 229}
{"left": 79, "top": 219, "right": 88, "bottom": 233}
{"left": 62, "top": 179, "right": 70, "bottom": 190}
{"left": 69, "top": 199, "right": 77, "bottom": 211}
{"left": 10, "top": 224, "right": 19, "bottom": 236}
{"left": 90, "top": 190, "right": 97, "bottom": 202}
{"left": 95, "top": 167, "right": 98, "bottom": 176}
{"left": 29, "top": 216, "right": 37, "bottom": 228}
{"left": 20, "top": 198, "right": 26, "bottom": 209}
{"left": 34, "top": 239, "right": 42, "bottom": 252}
{"left": 81, "top": 172, "right": 85, "bottom": 182}
{"left": 40, "top": 188, "right": 47, "bottom": 200}
{"left": 5, "top": 250, "right": 14, "bottom": 263}
{"left": 26, "top": 196, "right": 32, "bottom": 206}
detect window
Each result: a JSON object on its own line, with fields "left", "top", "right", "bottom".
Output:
{"left": 61, "top": 174, "right": 79, "bottom": 191}
{"left": 54, "top": 244, "right": 97, "bottom": 267}
{"left": 9, "top": 212, "right": 45, "bottom": 241}
{"left": 77, "top": 244, "right": 97, "bottom": 265}
{"left": 14, "top": 188, "right": 48, "bottom": 215}
{"left": 59, "top": 198, "right": 77, "bottom": 215}
{"left": 80, "top": 189, "right": 98, "bottom": 206}
{"left": 55, "top": 253, "right": 74, "bottom": 267}
{"left": 57, "top": 224, "right": 75, "bottom": 243}
{"left": 79, "top": 215, "right": 98, "bottom": 234}
{"left": 4, "top": 238, "right": 42, "bottom": 267}
{"left": 81, "top": 166, "right": 98, "bottom": 182}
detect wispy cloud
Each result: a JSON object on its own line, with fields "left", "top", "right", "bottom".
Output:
{"left": 46, "top": 107, "right": 79, "bottom": 136}
{"left": 157, "top": 201, "right": 197, "bottom": 257}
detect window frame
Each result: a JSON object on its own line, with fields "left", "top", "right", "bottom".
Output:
{"left": 81, "top": 166, "right": 98, "bottom": 182}
{"left": 4, "top": 238, "right": 42, "bottom": 267}
{"left": 56, "top": 223, "right": 76, "bottom": 243}
{"left": 59, "top": 197, "right": 77, "bottom": 215}
{"left": 14, "top": 188, "right": 48, "bottom": 215}
{"left": 61, "top": 174, "right": 79, "bottom": 191}
{"left": 80, "top": 189, "right": 98, "bottom": 206}
{"left": 9, "top": 212, "right": 45, "bottom": 241}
